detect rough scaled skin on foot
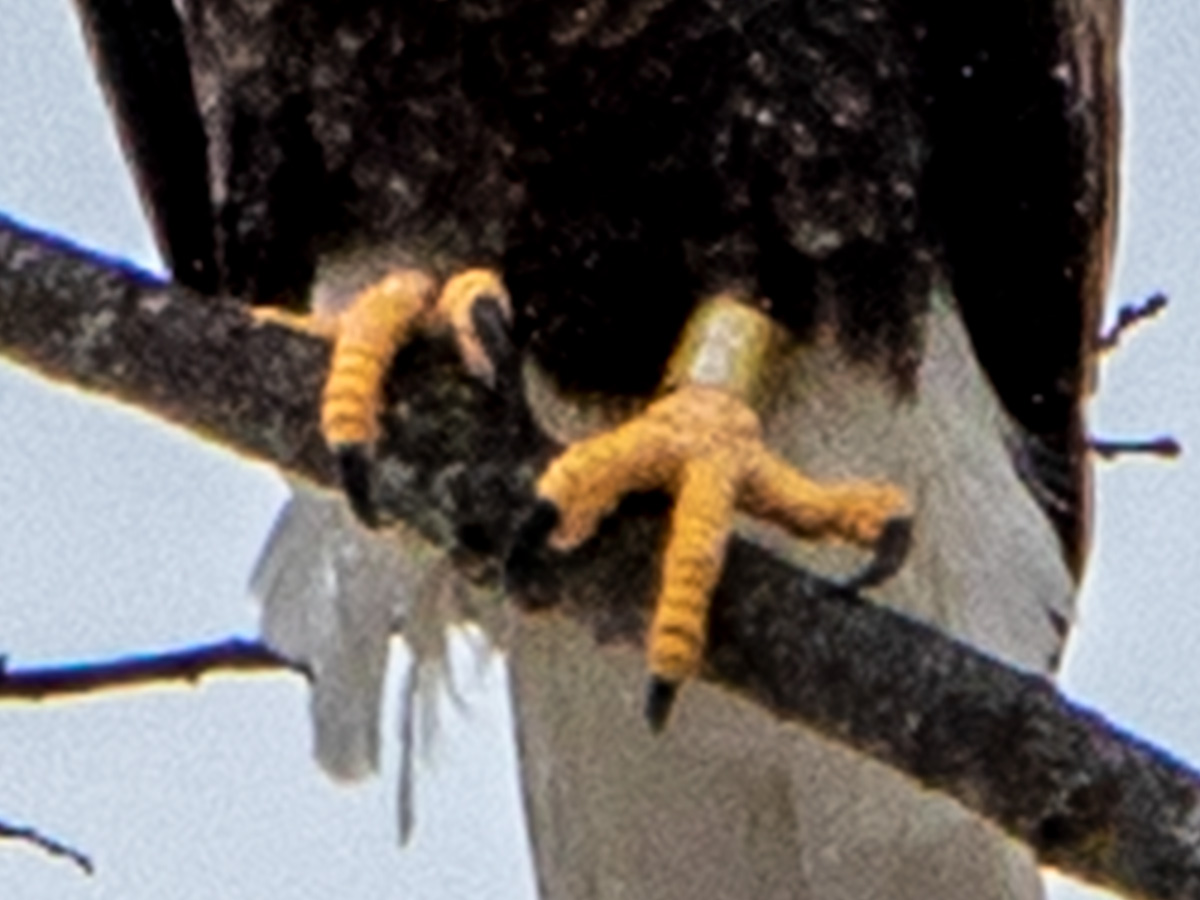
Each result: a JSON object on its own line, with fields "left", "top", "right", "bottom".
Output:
{"left": 255, "top": 267, "right": 511, "bottom": 525}
{"left": 518, "top": 297, "right": 913, "bottom": 727}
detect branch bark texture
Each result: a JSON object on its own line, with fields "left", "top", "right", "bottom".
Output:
{"left": 0, "top": 639, "right": 292, "bottom": 700}
{"left": 1, "top": 218, "right": 1198, "bottom": 900}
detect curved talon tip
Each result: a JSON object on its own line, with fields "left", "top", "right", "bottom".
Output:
{"left": 645, "top": 676, "right": 679, "bottom": 732}
{"left": 335, "top": 443, "right": 379, "bottom": 528}
{"left": 842, "top": 516, "right": 913, "bottom": 591}
{"left": 471, "top": 295, "right": 515, "bottom": 387}
{"left": 506, "top": 499, "right": 562, "bottom": 589}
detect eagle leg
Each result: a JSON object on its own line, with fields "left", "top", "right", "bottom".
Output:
{"left": 255, "top": 267, "right": 511, "bottom": 525}
{"left": 523, "top": 295, "right": 912, "bottom": 728}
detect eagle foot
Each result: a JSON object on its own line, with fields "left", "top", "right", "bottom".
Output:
{"left": 517, "top": 383, "right": 911, "bottom": 727}
{"left": 254, "top": 267, "right": 512, "bottom": 525}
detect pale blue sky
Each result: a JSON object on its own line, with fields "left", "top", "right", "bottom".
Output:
{"left": 1, "top": 2, "right": 1197, "bottom": 899}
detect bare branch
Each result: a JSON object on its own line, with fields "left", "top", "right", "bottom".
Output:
{"left": 2, "top": 217, "right": 1200, "bottom": 899}
{"left": 0, "top": 817, "right": 93, "bottom": 876}
{"left": 1097, "top": 291, "right": 1169, "bottom": 353}
{"left": 0, "top": 639, "right": 298, "bottom": 702}
{"left": 0, "top": 637, "right": 294, "bottom": 880}
{"left": 1091, "top": 435, "right": 1183, "bottom": 460}
{"left": 1091, "top": 293, "right": 1182, "bottom": 463}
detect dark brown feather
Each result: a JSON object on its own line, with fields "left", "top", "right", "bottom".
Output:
{"left": 76, "top": 0, "right": 1119, "bottom": 568}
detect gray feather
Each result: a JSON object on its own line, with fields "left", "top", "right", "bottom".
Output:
{"left": 250, "top": 484, "right": 425, "bottom": 780}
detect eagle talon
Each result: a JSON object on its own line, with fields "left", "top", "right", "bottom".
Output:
{"left": 334, "top": 443, "right": 379, "bottom": 528}
{"left": 435, "top": 269, "right": 512, "bottom": 389}
{"left": 309, "top": 268, "right": 514, "bottom": 528}
{"left": 532, "top": 374, "right": 913, "bottom": 727}
{"left": 840, "top": 516, "right": 914, "bottom": 592}
{"left": 644, "top": 676, "right": 679, "bottom": 732}
{"left": 506, "top": 499, "right": 563, "bottom": 594}
{"left": 470, "top": 294, "right": 515, "bottom": 385}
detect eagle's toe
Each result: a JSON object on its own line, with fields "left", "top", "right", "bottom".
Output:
{"left": 433, "top": 268, "right": 513, "bottom": 389}
{"left": 841, "top": 515, "right": 915, "bottom": 591}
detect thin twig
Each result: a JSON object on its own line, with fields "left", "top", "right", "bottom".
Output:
{"left": 1097, "top": 292, "right": 1169, "bottom": 353}
{"left": 1091, "top": 292, "right": 1179, "bottom": 462}
{"left": 1090, "top": 435, "right": 1182, "bottom": 460}
{"left": 0, "top": 639, "right": 300, "bottom": 702}
{"left": 0, "top": 637, "right": 296, "bottom": 882}
{"left": 0, "top": 818, "right": 94, "bottom": 876}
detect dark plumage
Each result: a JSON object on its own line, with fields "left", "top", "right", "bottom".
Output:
{"left": 74, "top": 0, "right": 1116, "bottom": 569}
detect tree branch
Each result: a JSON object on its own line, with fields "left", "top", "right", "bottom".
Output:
{"left": 1097, "top": 291, "right": 1169, "bottom": 353}
{"left": 0, "top": 818, "right": 93, "bottom": 876}
{"left": 0, "top": 639, "right": 296, "bottom": 701}
{"left": 2, "top": 217, "right": 1198, "bottom": 900}
{"left": 1090, "top": 435, "right": 1182, "bottom": 460}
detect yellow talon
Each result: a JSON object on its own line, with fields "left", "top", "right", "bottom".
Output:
{"left": 650, "top": 454, "right": 738, "bottom": 684}
{"left": 433, "top": 268, "right": 512, "bottom": 387}
{"left": 250, "top": 305, "right": 339, "bottom": 340}
{"left": 252, "top": 266, "right": 510, "bottom": 525}
{"left": 322, "top": 270, "right": 435, "bottom": 449}
{"left": 532, "top": 295, "right": 912, "bottom": 723}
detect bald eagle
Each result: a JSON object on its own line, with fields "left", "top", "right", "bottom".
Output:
{"left": 74, "top": 0, "right": 1119, "bottom": 897}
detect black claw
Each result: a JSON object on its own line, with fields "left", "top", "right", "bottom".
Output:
{"left": 471, "top": 295, "right": 514, "bottom": 384}
{"left": 644, "top": 676, "right": 679, "bottom": 732}
{"left": 842, "top": 516, "right": 913, "bottom": 591}
{"left": 335, "top": 443, "right": 379, "bottom": 528}
{"left": 505, "top": 499, "right": 561, "bottom": 590}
